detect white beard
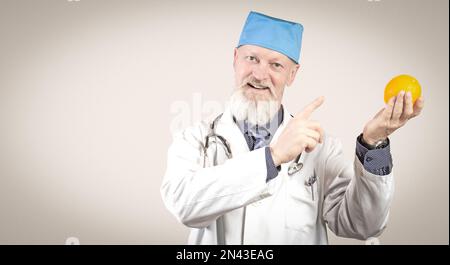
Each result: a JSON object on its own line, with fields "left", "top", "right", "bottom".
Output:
{"left": 229, "top": 89, "right": 280, "bottom": 126}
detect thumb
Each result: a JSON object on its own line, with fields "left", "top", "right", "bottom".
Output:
{"left": 296, "top": 96, "right": 325, "bottom": 119}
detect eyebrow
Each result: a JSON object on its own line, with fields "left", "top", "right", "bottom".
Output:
{"left": 244, "top": 50, "right": 286, "bottom": 63}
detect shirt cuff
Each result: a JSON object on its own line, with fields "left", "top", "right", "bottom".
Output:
{"left": 356, "top": 136, "right": 393, "bottom": 176}
{"left": 265, "top": 147, "right": 281, "bottom": 182}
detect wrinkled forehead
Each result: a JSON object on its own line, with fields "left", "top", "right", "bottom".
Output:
{"left": 237, "top": 45, "right": 297, "bottom": 65}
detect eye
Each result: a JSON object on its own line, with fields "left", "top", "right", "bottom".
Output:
{"left": 246, "top": 56, "right": 258, "bottom": 62}
{"left": 272, "top": 62, "right": 284, "bottom": 69}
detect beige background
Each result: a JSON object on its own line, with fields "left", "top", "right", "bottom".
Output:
{"left": 0, "top": 0, "right": 448, "bottom": 244}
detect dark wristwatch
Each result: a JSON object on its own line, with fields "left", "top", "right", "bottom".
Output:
{"left": 358, "top": 133, "right": 389, "bottom": 150}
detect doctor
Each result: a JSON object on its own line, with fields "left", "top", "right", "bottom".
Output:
{"left": 161, "top": 11, "right": 424, "bottom": 244}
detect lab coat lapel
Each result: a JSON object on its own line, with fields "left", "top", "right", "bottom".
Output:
{"left": 214, "top": 107, "right": 250, "bottom": 157}
{"left": 269, "top": 106, "right": 292, "bottom": 145}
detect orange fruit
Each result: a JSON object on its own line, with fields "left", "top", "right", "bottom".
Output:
{"left": 384, "top": 74, "right": 421, "bottom": 104}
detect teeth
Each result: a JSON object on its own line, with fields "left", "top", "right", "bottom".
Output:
{"left": 249, "top": 83, "right": 267, "bottom": 89}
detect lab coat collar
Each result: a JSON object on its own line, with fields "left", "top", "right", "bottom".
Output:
{"left": 214, "top": 105, "right": 293, "bottom": 157}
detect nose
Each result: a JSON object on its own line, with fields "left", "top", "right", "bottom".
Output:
{"left": 251, "top": 62, "right": 270, "bottom": 81}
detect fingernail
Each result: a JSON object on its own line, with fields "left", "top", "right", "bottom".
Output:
{"left": 400, "top": 90, "right": 405, "bottom": 95}
{"left": 407, "top": 91, "right": 412, "bottom": 97}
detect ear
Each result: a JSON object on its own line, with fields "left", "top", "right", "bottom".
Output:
{"left": 233, "top": 48, "right": 238, "bottom": 69}
{"left": 286, "top": 64, "right": 300, "bottom": 86}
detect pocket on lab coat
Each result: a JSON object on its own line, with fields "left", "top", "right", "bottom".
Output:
{"left": 285, "top": 171, "right": 319, "bottom": 231}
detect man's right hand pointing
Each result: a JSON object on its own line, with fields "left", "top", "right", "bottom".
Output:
{"left": 269, "top": 96, "right": 325, "bottom": 166}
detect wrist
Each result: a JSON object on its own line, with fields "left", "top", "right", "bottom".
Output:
{"left": 269, "top": 146, "right": 282, "bottom": 166}
{"left": 362, "top": 134, "right": 378, "bottom": 146}
{"left": 360, "top": 133, "right": 388, "bottom": 149}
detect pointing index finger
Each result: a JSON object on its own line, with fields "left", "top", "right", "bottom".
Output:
{"left": 297, "top": 96, "right": 325, "bottom": 119}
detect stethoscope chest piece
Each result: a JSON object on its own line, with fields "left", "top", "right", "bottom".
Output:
{"left": 287, "top": 161, "right": 303, "bottom": 176}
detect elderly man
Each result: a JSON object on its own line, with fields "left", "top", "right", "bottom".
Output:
{"left": 161, "top": 11, "right": 424, "bottom": 244}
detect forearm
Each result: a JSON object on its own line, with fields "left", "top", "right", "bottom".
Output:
{"left": 324, "top": 157, "right": 394, "bottom": 239}
{"left": 161, "top": 147, "right": 276, "bottom": 228}
{"left": 322, "top": 135, "right": 395, "bottom": 239}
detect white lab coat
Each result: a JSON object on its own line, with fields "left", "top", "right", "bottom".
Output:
{"left": 161, "top": 107, "right": 394, "bottom": 244}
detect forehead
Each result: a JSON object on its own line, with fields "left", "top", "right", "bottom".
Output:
{"left": 238, "top": 44, "right": 291, "bottom": 62}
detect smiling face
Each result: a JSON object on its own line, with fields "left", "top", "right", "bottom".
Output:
{"left": 233, "top": 45, "right": 299, "bottom": 102}
{"left": 229, "top": 45, "right": 300, "bottom": 125}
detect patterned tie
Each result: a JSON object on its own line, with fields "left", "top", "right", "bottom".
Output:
{"left": 246, "top": 126, "right": 271, "bottom": 150}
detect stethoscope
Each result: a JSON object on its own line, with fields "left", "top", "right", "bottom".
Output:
{"left": 203, "top": 114, "right": 232, "bottom": 164}
{"left": 203, "top": 113, "right": 304, "bottom": 176}
{"left": 287, "top": 153, "right": 303, "bottom": 176}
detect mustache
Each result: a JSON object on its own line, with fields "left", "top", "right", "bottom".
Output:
{"left": 238, "top": 76, "right": 274, "bottom": 91}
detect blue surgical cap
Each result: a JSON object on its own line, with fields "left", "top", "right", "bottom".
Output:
{"left": 237, "top": 11, "right": 304, "bottom": 64}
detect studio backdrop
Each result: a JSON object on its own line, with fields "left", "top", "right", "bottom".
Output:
{"left": 0, "top": 0, "right": 448, "bottom": 244}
